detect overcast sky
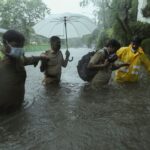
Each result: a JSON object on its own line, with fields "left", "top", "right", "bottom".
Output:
{"left": 42, "top": 0, "right": 94, "bottom": 18}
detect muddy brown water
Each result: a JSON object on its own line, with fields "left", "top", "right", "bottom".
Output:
{"left": 0, "top": 48, "right": 150, "bottom": 150}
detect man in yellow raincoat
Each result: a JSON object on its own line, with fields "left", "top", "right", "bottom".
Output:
{"left": 114, "top": 37, "right": 150, "bottom": 83}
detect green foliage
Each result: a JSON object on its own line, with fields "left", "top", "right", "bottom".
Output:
{"left": 130, "top": 21, "right": 150, "bottom": 39}
{"left": 0, "top": 0, "right": 50, "bottom": 43}
{"left": 112, "top": 22, "right": 131, "bottom": 45}
{"left": 142, "top": 4, "right": 150, "bottom": 17}
{"left": 109, "top": 0, "right": 138, "bottom": 43}
{"left": 141, "top": 38, "right": 150, "bottom": 55}
{"left": 80, "top": 0, "right": 140, "bottom": 46}
{"left": 96, "top": 31, "right": 109, "bottom": 49}
{"left": 82, "top": 34, "right": 93, "bottom": 48}
{"left": 130, "top": 0, "right": 138, "bottom": 21}
{"left": 80, "top": 0, "right": 89, "bottom": 7}
{"left": 24, "top": 44, "right": 49, "bottom": 52}
{"left": 80, "top": 0, "right": 149, "bottom": 48}
{"left": 82, "top": 28, "right": 99, "bottom": 48}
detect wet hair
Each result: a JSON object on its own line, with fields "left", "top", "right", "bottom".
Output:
{"left": 106, "top": 39, "right": 121, "bottom": 51}
{"left": 2, "top": 30, "right": 25, "bottom": 47}
{"left": 131, "top": 36, "right": 142, "bottom": 45}
{"left": 49, "top": 36, "right": 60, "bottom": 44}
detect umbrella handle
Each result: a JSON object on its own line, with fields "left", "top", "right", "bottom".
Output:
{"left": 66, "top": 49, "right": 73, "bottom": 62}
{"left": 68, "top": 56, "right": 73, "bottom": 62}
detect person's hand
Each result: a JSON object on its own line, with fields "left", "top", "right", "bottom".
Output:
{"left": 40, "top": 53, "right": 49, "bottom": 60}
{"left": 65, "top": 50, "right": 70, "bottom": 59}
{"left": 117, "top": 63, "right": 130, "bottom": 69}
{"left": 122, "top": 63, "right": 130, "bottom": 67}
{"left": 103, "top": 59, "right": 110, "bottom": 66}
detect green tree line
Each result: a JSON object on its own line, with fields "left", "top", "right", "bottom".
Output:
{"left": 0, "top": 0, "right": 149, "bottom": 51}
{"left": 80, "top": 0, "right": 150, "bottom": 51}
{"left": 0, "top": 0, "right": 50, "bottom": 44}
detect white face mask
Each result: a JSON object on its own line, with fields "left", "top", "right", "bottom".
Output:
{"left": 8, "top": 46, "right": 24, "bottom": 58}
{"left": 5, "top": 41, "right": 24, "bottom": 58}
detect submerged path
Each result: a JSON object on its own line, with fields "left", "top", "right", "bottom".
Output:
{"left": 0, "top": 48, "right": 150, "bottom": 150}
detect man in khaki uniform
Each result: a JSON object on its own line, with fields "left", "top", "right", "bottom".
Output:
{"left": 0, "top": 30, "right": 43, "bottom": 113}
{"left": 88, "top": 39, "right": 127, "bottom": 89}
{"left": 88, "top": 47, "right": 112, "bottom": 89}
{"left": 40, "top": 36, "right": 70, "bottom": 85}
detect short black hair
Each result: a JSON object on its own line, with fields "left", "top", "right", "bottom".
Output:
{"left": 106, "top": 39, "right": 121, "bottom": 51}
{"left": 131, "top": 37, "right": 142, "bottom": 45}
{"left": 49, "top": 36, "right": 60, "bottom": 43}
{"left": 2, "top": 30, "right": 25, "bottom": 47}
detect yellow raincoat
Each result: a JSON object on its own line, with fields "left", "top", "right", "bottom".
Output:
{"left": 115, "top": 45, "right": 150, "bottom": 83}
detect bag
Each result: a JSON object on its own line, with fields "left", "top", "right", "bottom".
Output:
{"left": 77, "top": 49, "right": 118, "bottom": 82}
{"left": 77, "top": 51, "right": 99, "bottom": 81}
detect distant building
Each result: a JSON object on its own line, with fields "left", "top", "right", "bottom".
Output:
{"left": 137, "top": 0, "right": 150, "bottom": 23}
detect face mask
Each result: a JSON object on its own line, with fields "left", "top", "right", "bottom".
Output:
{"left": 131, "top": 43, "right": 139, "bottom": 53}
{"left": 5, "top": 41, "right": 24, "bottom": 58}
{"left": 8, "top": 46, "right": 24, "bottom": 58}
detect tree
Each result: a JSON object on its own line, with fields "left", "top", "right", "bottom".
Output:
{"left": 142, "top": 0, "right": 150, "bottom": 17}
{"left": 80, "top": 0, "right": 111, "bottom": 47}
{"left": 80, "top": 0, "right": 143, "bottom": 45}
{"left": 0, "top": 0, "right": 50, "bottom": 43}
{"left": 80, "top": 0, "right": 111, "bottom": 29}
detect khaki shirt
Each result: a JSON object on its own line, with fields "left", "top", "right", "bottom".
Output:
{"left": 0, "top": 53, "right": 26, "bottom": 111}
{"left": 89, "top": 48, "right": 106, "bottom": 65}
{"left": 44, "top": 50, "right": 64, "bottom": 77}
{"left": 89, "top": 48, "right": 112, "bottom": 88}
{"left": 0, "top": 50, "right": 40, "bottom": 111}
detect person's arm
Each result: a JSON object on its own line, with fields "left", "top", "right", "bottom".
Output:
{"left": 111, "top": 63, "right": 130, "bottom": 71}
{"left": 62, "top": 50, "right": 70, "bottom": 67}
{"left": 87, "top": 50, "right": 108, "bottom": 69}
{"left": 23, "top": 56, "right": 41, "bottom": 67}
{"left": 88, "top": 59, "right": 110, "bottom": 69}
{"left": 111, "top": 47, "right": 130, "bottom": 70}
{"left": 39, "top": 52, "right": 49, "bottom": 72}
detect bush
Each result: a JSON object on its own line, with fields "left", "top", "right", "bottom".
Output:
{"left": 112, "top": 21, "right": 131, "bottom": 45}
{"left": 96, "top": 31, "right": 109, "bottom": 49}
{"left": 130, "top": 21, "right": 150, "bottom": 39}
{"left": 142, "top": 4, "right": 150, "bottom": 17}
{"left": 141, "top": 38, "right": 150, "bottom": 55}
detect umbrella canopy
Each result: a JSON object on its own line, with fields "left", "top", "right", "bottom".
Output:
{"left": 0, "top": 28, "right": 7, "bottom": 33}
{"left": 33, "top": 12, "right": 97, "bottom": 39}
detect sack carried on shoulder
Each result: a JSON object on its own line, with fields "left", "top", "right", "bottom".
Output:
{"left": 77, "top": 51, "right": 99, "bottom": 82}
{"left": 77, "top": 50, "right": 118, "bottom": 82}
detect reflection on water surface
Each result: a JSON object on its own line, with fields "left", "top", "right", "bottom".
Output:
{"left": 0, "top": 48, "right": 150, "bottom": 150}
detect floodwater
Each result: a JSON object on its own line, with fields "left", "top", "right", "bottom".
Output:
{"left": 0, "top": 48, "right": 150, "bottom": 150}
